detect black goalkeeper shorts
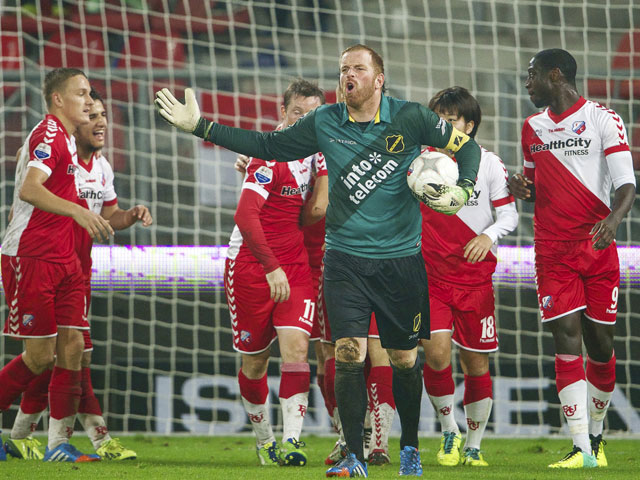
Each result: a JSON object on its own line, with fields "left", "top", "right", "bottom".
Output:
{"left": 323, "top": 249, "right": 430, "bottom": 350}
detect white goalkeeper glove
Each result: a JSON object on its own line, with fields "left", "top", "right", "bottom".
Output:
{"left": 155, "top": 88, "right": 207, "bottom": 135}
{"left": 414, "top": 179, "right": 473, "bottom": 216}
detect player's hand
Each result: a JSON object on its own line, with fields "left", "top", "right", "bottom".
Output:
{"left": 463, "top": 233, "right": 493, "bottom": 264}
{"left": 266, "top": 267, "right": 290, "bottom": 303}
{"left": 417, "top": 183, "right": 469, "bottom": 216}
{"left": 128, "top": 205, "right": 153, "bottom": 227}
{"left": 590, "top": 214, "right": 620, "bottom": 250}
{"left": 508, "top": 173, "right": 533, "bottom": 200}
{"left": 73, "top": 207, "right": 114, "bottom": 242}
{"left": 155, "top": 88, "right": 201, "bottom": 133}
{"left": 235, "top": 155, "right": 249, "bottom": 174}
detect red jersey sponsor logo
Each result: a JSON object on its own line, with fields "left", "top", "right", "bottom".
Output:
{"left": 281, "top": 184, "right": 309, "bottom": 196}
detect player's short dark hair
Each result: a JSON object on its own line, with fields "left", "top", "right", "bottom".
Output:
{"left": 283, "top": 78, "right": 325, "bottom": 109}
{"left": 533, "top": 48, "right": 577, "bottom": 86}
{"left": 341, "top": 44, "right": 387, "bottom": 94}
{"left": 43, "top": 67, "right": 87, "bottom": 108}
{"left": 90, "top": 87, "right": 104, "bottom": 104}
{"left": 428, "top": 86, "right": 482, "bottom": 138}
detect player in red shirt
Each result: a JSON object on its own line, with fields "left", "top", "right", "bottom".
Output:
{"left": 0, "top": 68, "right": 113, "bottom": 463}
{"left": 225, "top": 79, "right": 325, "bottom": 466}
{"left": 4, "top": 89, "right": 151, "bottom": 461}
{"left": 509, "top": 49, "right": 636, "bottom": 469}
{"left": 420, "top": 87, "right": 518, "bottom": 468}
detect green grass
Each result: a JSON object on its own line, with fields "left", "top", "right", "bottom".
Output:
{"left": 1, "top": 435, "right": 639, "bottom": 479}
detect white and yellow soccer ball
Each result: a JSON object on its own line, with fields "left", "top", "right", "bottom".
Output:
{"left": 406, "top": 149, "right": 458, "bottom": 196}
{"left": 407, "top": 150, "right": 466, "bottom": 215}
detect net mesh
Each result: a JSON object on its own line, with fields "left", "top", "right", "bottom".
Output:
{"left": 1, "top": 0, "right": 639, "bottom": 436}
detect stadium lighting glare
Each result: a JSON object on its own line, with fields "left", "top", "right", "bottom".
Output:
{"left": 0, "top": 245, "right": 636, "bottom": 292}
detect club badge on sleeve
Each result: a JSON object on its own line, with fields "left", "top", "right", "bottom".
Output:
{"left": 254, "top": 166, "right": 273, "bottom": 184}
{"left": 33, "top": 143, "right": 51, "bottom": 160}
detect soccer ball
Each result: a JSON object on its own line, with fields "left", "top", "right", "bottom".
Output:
{"left": 406, "top": 150, "right": 458, "bottom": 200}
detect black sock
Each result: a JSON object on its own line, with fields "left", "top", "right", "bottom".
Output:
{"left": 392, "top": 359, "right": 422, "bottom": 449}
{"left": 335, "top": 360, "right": 367, "bottom": 463}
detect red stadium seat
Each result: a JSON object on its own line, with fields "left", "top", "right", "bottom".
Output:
{"left": 1, "top": 34, "right": 22, "bottom": 71}
{"left": 1, "top": 34, "right": 25, "bottom": 169}
{"left": 1, "top": 33, "right": 23, "bottom": 98}
{"left": 200, "top": 92, "right": 280, "bottom": 143}
{"left": 631, "top": 115, "right": 640, "bottom": 170}
{"left": 42, "top": 29, "right": 107, "bottom": 69}
{"left": 585, "top": 79, "right": 613, "bottom": 102}
{"left": 324, "top": 89, "right": 338, "bottom": 104}
{"left": 611, "top": 30, "right": 640, "bottom": 100}
{"left": 113, "top": 34, "right": 187, "bottom": 101}
{"left": 162, "top": 0, "right": 250, "bottom": 34}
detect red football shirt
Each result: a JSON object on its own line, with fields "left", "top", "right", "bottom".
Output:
{"left": 2, "top": 114, "right": 80, "bottom": 262}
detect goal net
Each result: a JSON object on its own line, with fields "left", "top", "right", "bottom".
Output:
{"left": 1, "top": 0, "right": 639, "bottom": 437}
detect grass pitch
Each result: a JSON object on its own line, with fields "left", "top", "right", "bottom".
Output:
{"left": 1, "top": 435, "right": 638, "bottom": 479}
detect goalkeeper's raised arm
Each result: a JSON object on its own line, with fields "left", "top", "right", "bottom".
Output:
{"left": 155, "top": 87, "right": 320, "bottom": 162}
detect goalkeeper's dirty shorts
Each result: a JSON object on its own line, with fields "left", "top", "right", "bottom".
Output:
{"left": 323, "top": 249, "right": 430, "bottom": 350}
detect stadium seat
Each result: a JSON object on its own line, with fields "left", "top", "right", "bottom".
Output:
{"left": 42, "top": 28, "right": 108, "bottom": 95}
{"left": 200, "top": 92, "right": 280, "bottom": 134}
{"left": 114, "top": 33, "right": 187, "bottom": 101}
{"left": 1, "top": 33, "right": 22, "bottom": 99}
{"left": 0, "top": 7, "right": 59, "bottom": 34}
{"left": 1, "top": 34, "right": 25, "bottom": 171}
{"left": 42, "top": 29, "right": 107, "bottom": 70}
{"left": 631, "top": 115, "right": 640, "bottom": 170}
{"left": 611, "top": 30, "right": 640, "bottom": 100}
{"left": 163, "top": 0, "right": 250, "bottom": 34}
{"left": 585, "top": 78, "right": 613, "bottom": 103}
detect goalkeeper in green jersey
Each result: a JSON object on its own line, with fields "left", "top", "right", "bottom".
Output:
{"left": 155, "top": 43, "right": 481, "bottom": 478}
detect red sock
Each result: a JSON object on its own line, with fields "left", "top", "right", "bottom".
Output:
{"left": 367, "top": 366, "right": 395, "bottom": 409}
{"left": 78, "top": 367, "right": 102, "bottom": 415}
{"left": 279, "top": 363, "right": 310, "bottom": 399}
{"left": 238, "top": 369, "right": 269, "bottom": 405}
{"left": 463, "top": 372, "right": 492, "bottom": 405}
{"left": 0, "top": 355, "right": 38, "bottom": 410}
{"left": 586, "top": 354, "right": 616, "bottom": 393}
{"left": 324, "top": 357, "right": 337, "bottom": 413}
{"left": 555, "top": 355, "right": 585, "bottom": 392}
{"left": 48, "top": 367, "right": 82, "bottom": 420}
{"left": 423, "top": 363, "right": 455, "bottom": 397}
{"left": 20, "top": 368, "right": 52, "bottom": 414}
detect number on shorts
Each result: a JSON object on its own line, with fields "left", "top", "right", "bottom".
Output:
{"left": 610, "top": 286, "right": 619, "bottom": 310}
{"left": 480, "top": 316, "right": 495, "bottom": 340}
{"left": 302, "top": 299, "right": 315, "bottom": 322}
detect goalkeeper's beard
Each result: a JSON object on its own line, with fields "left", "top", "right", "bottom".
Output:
{"left": 345, "top": 81, "right": 376, "bottom": 110}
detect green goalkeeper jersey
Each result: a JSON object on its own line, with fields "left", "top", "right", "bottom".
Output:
{"left": 207, "top": 94, "right": 480, "bottom": 259}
